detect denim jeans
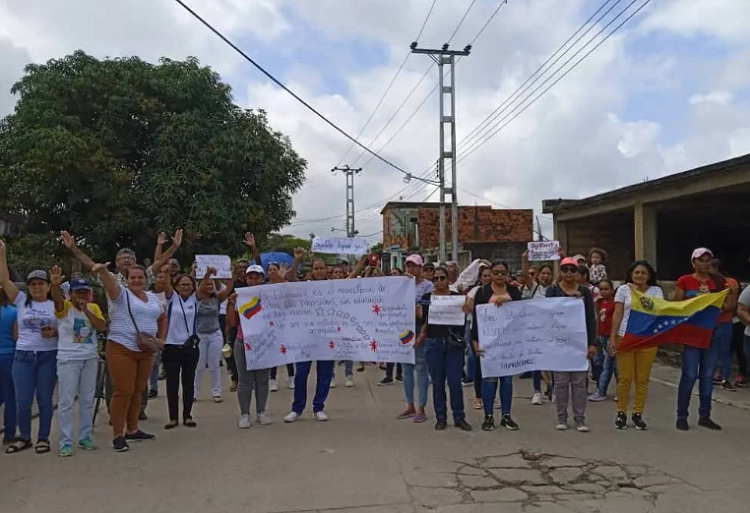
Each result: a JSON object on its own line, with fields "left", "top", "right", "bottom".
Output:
{"left": 424, "top": 338, "right": 465, "bottom": 422}
{"left": 532, "top": 371, "right": 542, "bottom": 393}
{"left": 403, "top": 343, "right": 428, "bottom": 408}
{"left": 0, "top": 353, "right": 17, "bottom": 439}
{"left": 464, "top": 322, "right": 475, "bottom": 381}
{"left": 333, "top": 361, "right": 354, "bottom": 380}
{"left": 591, "top": 338, "right": 605, "bottom": 384}
{"left": 57, "top": 358, "right": 98, "bottom": 448}
{"left": 597, "top": 336, "right": 618, "bottom": 395}
{"left": 715, "top": 322, "right": 734, "bottom": 380}
{"left": 293, "top": 360, "right": 334, "bottom": 414}
{"left": 482, "top": 376, "right": 513, "bottom": 416}
{"left": 13, "top": 349, "right": 58, "bottom": 442}
{"left": 677, "top": 330, "right": 721, "bottom": 420}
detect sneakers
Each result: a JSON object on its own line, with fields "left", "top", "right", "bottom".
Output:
{"left": 698, "top": 417, "right": 722, "bottom": 430}
{"left": 329, "top": 379, "right": 337, "bottom": 389}
{"left": 238, "top": 414, "right": 251, "bottom": 429}
{"left": 59, "top": 444, "right": 73, "bottom": 457}
{"left": 721, "top": 380, "right": 737, "bottom": 392}
{"left": 125, "top": 430, "right": 156, "bottom": 442}
{"left": 500, "top": 414, "right": 519, "bottom": 430}
{"left": 735, "top": 375, "right": 747, "bottom": 388}
{"left": 588, "top": 392, "right": 607, "bottom": 402}
{"left": 269, "top": 379, "right": 279, "bottom": 392}
{"left": 148, "top": 389, "right": 158, "bottom": 399}
{"left": 473, "top": 398, "right": 483, "bottom": 410}
{"left": 435, "top": 420, "right": 448, "bottom": 430}
{"left": 378, "top": 376, "right": 394, "bottom": 386}
{"left": 454, "top": 419, "right": 473, "bottom": 431}
{"left": 77, "top": 437, "right": 98, "bottom": 451}
{"left": 314, "top": 411, "right": 329, "bottom": 422}
{"left": 575, "top": 419, "right": 590, "bottom": 432}
{"left": 213, "top": 396, "right": 223, "bottom": 403}
{"left": 531, "top": 392, "right": 543, "bottom": 405}
{"left": 257, "top": 413, "right": 273, "bottom": 425}
{"left": 632, "top": 413, "right": 647, "bottom": 430}
{"left": 461, "top": 377, "right": 473, "bottom": 387}
{"left": 556, "top": 421, "right": 568, "bottom": 431}
{"left": 395, "top": 374, "right": 403, "bottom": 382}
{"left": 676, "top": 418, "right": 689, "bottom": 431}
{"left": 413, "top": 411, "right": 428, "bottom": 423}
{"left": 285, "top": 377, "right": 295, "bottom": 389}
{"left": 284, "top": 411, "right": 300, "bottom": 423}
{"left": 345, "top": 378, "right": 354, "bottom": 388}
{"left": 112, "top": 437, "right": 129, "bottom": 452}
{"left": 712, "top": 374, "right": 723, "bottom": 385}
{"left": 481, "top": 415, "right": 495, "bottom": 431}
{"left": 615, "top": 411, "right": 627, "bottom": 430}
{"left": 397, "top": 406, "right": 416, "bottom": 419}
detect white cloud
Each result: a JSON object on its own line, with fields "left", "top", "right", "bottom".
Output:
{"left": 642, "top": 0, "right": 750, "bottom": 43}
{"left": 689, "top": 91, "right": 733, "bottom": 106}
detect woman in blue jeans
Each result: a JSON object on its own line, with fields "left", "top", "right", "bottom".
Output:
{"left": 418, "top": 267, "right": 472, "bottom": 431}
{"left": 0, "top": 289, "right": 18, "bottom": 445}
{"left": 1, "top": 241, "right": 59, "bottom": 454}
{"left": 471, "top": 260, "right": 523, "bottom": 431}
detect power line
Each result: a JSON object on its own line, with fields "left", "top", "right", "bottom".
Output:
{"left": 468, "top": 0, "right": 508, "bottom": 46}
{"left": 447, "top": 0, "right": 477, "bottom": 44}
{"left": 415, "top": 0, "right": 440, "bottom": 41}
{"left": 173, "top": 0, "right": 436, "bottom": 185}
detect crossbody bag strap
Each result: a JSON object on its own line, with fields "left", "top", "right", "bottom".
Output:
{"left": 177, "top": 295, "right": 194, "bottom": 335}
{"left": 125, "top": 290, "right": 141, "bottom": 337}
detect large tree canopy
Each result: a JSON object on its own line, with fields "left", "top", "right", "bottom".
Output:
{"left": 0, "top": 51, "right": 306, "bottom": 265}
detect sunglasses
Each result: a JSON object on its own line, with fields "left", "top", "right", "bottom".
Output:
{"left": 491, "top": 270, "right": 509, "bottom": 276}
{"left": 560, "top": 266, "right": 578, "bottom": 273}
{"left": 433, "top": 275, "right": 448, "bottom": 282}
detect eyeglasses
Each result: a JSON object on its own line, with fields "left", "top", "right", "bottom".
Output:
{"left": 491, "top": 270, "right": 508, "bottom": 276}
{"left": 560, "top": 266, "right": 578, "bottom": 273}
{"left": 433, "top": 276, "right": 448, "bottom": 282}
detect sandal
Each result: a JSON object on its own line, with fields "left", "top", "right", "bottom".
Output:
{"left": 35, "top": 440, "right": 51, "bottom": 454}
{"left": 164, "top": 420, "right": 179, "bottom": 430}
{"left": 183, "top": 417, "right": 197, "bottom": 428}
{"left": 5, "top": 439, "right": 32, "bottom": 454}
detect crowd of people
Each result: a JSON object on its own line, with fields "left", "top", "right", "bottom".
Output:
{"left": 0, "top": 229, "right": 746, "bottom": 456}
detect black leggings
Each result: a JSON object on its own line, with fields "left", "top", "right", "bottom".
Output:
{"left": 385, "top": 362, "right": 403, "bottom": 379}
{"left": 162, "top": 345, "right": 200, "bottom": 421}
{"left": 473, "top": 355, "right": 483, "bottom": 400}
{"left": 270, "top": 364, "right": 295, "bottom": 379}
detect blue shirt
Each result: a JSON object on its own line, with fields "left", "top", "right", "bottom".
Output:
{"left": 0, "top": 305, "right": 18, "bottom": 355}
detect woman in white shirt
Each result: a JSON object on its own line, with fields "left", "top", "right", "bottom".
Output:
{"left": 1, "top": 241, "right": 59, "bottom": 455}
{"left": 610, "top": 260, "right": 663, "bottom": 431}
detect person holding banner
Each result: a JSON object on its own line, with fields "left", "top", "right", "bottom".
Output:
{"left": 464, "top": 264, "right": 492, "bottom": 410}
{"left": 418, "top": 267, "right": 472, "bottom": 432}
{"left": 471, "top": 260, "right": 522, "bottom": 432}
{"left": 544, "top": 258, "right": 597, "bottom": 432}
{"left": 609, "top": 262, "right": 663, "bottom": 430}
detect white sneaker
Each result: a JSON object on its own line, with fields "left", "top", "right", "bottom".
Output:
{"left": 575, "top": 420, "right": 590, "bottom": 432}
{"left": 257, "top": 412, "right": 273, "bottom": 425}
{"left": 345, "top": 378, "right": 354, "bottom": 388}
{"left": 314, "top": 411, "right": 329, "bottom": 422}
{"left": 284, "top": 411, "right": 300, "bottom": 423}
{"left": 556, "top": 422, "right": 568, "bottom": 431}
{"left": 285, "top": 377, "right": 295, "bottom": 390}
{"left": 269, "top": 379, "right": 279, "bottom": 392}
{"left": 238, "top": 414, "right": 251, "bottom": 429}
{"left": 531, "top": 392, "right": 543, "bottom": 405}
{"left": 329, "top": 379, "right": 337, "bottom": 389}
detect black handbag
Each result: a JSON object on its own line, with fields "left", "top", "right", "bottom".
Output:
{"left": 178, "top": 297, "right": 200, "bottom": 353}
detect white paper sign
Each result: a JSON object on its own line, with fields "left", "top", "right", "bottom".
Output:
{"left": 477, "top": 297, "right": 588, "bottom": 377}
{"left": 427, "top": 295, "right": 466, "bottom": 326}
{"left": 237, "top": 277, "right": 416, "bottom": 370}
{"left": 195, "top": 255, "right": 233, "bottom": 279}
{"left": 527, "top": 241, "right": 560, "bottom": 261}
{"left": 312, "top": 236, "right": 369, "bottom": 255}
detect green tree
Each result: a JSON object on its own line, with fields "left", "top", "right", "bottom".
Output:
{"left": 263, "top": 233, "right": 311, "bottom": 256}
{"left": 0, "top": 51, "right": 306, "bottom": 265}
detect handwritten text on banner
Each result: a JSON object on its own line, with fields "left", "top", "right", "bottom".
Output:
{"left": 427, "top": 295, "right": 466, "bottom": 326}
{"left": 196, "top": 255, "right": 232, "bottom": 279}
{"left": 237, "top": 277, "right": 416, "bottom": 370}
{"left": 477, "top": 297, "right": 588, "bottom": 377}
{"left": 527, "top": 241, "right": 560, "bottom": 261}
{"left": 312, "top": 236, "right": 369, "bottom": 255}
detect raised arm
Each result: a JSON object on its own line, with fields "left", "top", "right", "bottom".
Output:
{"left": 225, "top": 293, "right": 239, "bottom": 328}
{"left": 61, "top": 231, "right": 96, "bottom": 271}
{"left": 217, "top": 278, "right": 235, "bottom": 303}
{"left": 151, "top": 229, "right": 183, "bottom": 272}
{"left": 287, "top": 247, "right": 305, "bottom": 282}
{"left": 161, "top": 264, "right": 174, "bottom": 300}
{"left": 153, "top": 231, "right": 167, "bottom": 264}
{"left": 49, "top": 265, "right": 66, "bottom": 313}
{"left": 347, "top": 255, "right": 368, "bottom": 279}
{"left": 0, "top": 240, "right": 19, "bottom": 303}
{"left": 91, "top": 262, "right": 119, "bottom": 301}
{"left": 244, "top": 233, "right": 262, "bottom": 266}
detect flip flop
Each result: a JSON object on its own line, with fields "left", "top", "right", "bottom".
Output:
{"left": 35, "top": 440, "right": 51, "bottom": 454}
{"left": 5, "top": 439, "right": 32, "bottom": 454}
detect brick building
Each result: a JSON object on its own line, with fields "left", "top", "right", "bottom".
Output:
{"left": 381, "top": 201, "right": 534, "bottom": 271}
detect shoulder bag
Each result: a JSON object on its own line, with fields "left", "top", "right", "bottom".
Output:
{"left": 125, "top": 290, "right": 160, "bottom": 353}
{"left": 178, "top": 296, "right": 201, "bottom": 354}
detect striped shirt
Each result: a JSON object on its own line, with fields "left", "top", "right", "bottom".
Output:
{"left": 107, "top": 284, "right": 164, "bottom": 351}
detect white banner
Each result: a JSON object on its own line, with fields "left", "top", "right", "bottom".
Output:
{"left": 312, "top": 236, "right": 369, "bottom": 255}
{"left": 427, "top": 295, "right": 466, "bottom": 326}
{"left": 237, "top": 277, "right": 416, "bottom": 370}
{"left": 195, "top": 255, "right": 232, "bottom": 279}
{"left": 477, "top": 297, "right": 588, "bottom": 377}
{"left": 527, "top": 241, "right": 560, "bottom": 261}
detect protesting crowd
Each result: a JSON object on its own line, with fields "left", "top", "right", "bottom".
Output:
{"left": 0, "top": 228, "right": 746, "bottom": 456}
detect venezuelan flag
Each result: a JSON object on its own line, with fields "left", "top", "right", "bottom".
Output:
{"left": 399, "top": 330, "right": 415, "bottom": 345}
{"left": 620, "top": 288, "right": 728, "bottom": 351}
{"left": 239, "top": 297, "right": 262, "bottom": 320}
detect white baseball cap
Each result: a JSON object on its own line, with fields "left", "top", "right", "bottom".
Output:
{"left": 246, "top": 265, "right": 265, "bottom": 276}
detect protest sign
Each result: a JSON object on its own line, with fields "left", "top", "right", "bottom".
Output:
{"left": 427, "top": 295, "right": 466, "bottom": 326}
{"left": 527, "top": 241, "right": 560, "bottom": 261}
{"left": 236, "top": 277, "right": 416, "bottom": 370}
{"left": 312, "top": 236, "right": 369, "bottom": 255}
{"left": 477, "top": 297, "right": 588, "bottom": 377}
{"left": 195, "top": 255, "right": 232, "bottom": 279}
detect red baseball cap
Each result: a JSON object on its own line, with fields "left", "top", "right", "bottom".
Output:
{"left": 560, "top": 257, "right": 580, "bottom": 268}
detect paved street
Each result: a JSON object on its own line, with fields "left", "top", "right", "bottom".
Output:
{"left": 4, "top": 362, "right": 750, "bottom": 513}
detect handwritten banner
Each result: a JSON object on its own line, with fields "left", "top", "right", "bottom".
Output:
{"left": 312, "top": 236, "right": 369, "bottom": 255}
{"left": 427, "top": 295, "right": 466, "bottom": 326}
{"left": 527, "top": 241, "right": 560, "bottom": 261}
{"left": 196, "top": 255, "right": 232, "bottom": 279}
{"left": 477, "top": 297, "right": 588, "bottom": 377}
{"left": 237, "top": 277, "right": 416, "bottom": 370}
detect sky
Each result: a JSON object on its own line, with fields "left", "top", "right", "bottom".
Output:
{"left": 2, "top": 0, "right": 750, "bottom": 244}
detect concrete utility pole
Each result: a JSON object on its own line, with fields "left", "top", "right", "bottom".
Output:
{"left": 331, "top": 165, "right": 362, "bottom": 238}
{"left": 411, "top": 42, "right": 470, "bottom": 263}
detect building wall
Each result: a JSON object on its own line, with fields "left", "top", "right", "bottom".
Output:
{"left": 417, "top": 206, "right": 533, "bottom": 249}
{"left": 463, "top": 242, "right": 528, "bottom": 271}
{"left": 382, "top": 206, "right": 419, "bottom": 250}
{"left": 559, "top": 213, "right": 634, "bottom": 280}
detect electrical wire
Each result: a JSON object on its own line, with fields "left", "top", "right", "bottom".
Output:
{"left": 415, "top": 0, "right": 440, "bottom": 41}
{"left": 468, "top": 0, "right": 508, "bottom": 46}
{"left": 447, "top": 0, "right": 477, "bottom": 44}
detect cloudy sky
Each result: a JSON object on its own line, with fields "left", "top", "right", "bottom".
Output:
{"left": 2, "top": 0, "right": 749, "bottom": 243}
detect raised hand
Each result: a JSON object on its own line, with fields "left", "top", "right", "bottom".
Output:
{"left": 228, "top": 292, "right": 238, "bottom": 306}
{"left": 49, "top": 265, "right": 65, "bottom": 286}
{"left": 0, "top": 239, "right": 5, "bottom": 255}
{"left": 90, "top": 262, "right": 111, "bottom": 276}
{"left": 157, "top": 231, "right": 167, "bottom": 246}
{"left": 244, "top": 232, "right": 256, "bottom": 248}
{"left": 61, "top": 231, "right": 76, "bottom": 249}
{"left": 173, "top": 229, "right": 184, "bottom": 248}
{"left": 293, "top": 247, "right": 305, "bottom": 260}
{"left": 205, "top": 266, "right": 217, "bottom": 278}
{"left": 276, "top": 264, "right": 290, "bottom": 280}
